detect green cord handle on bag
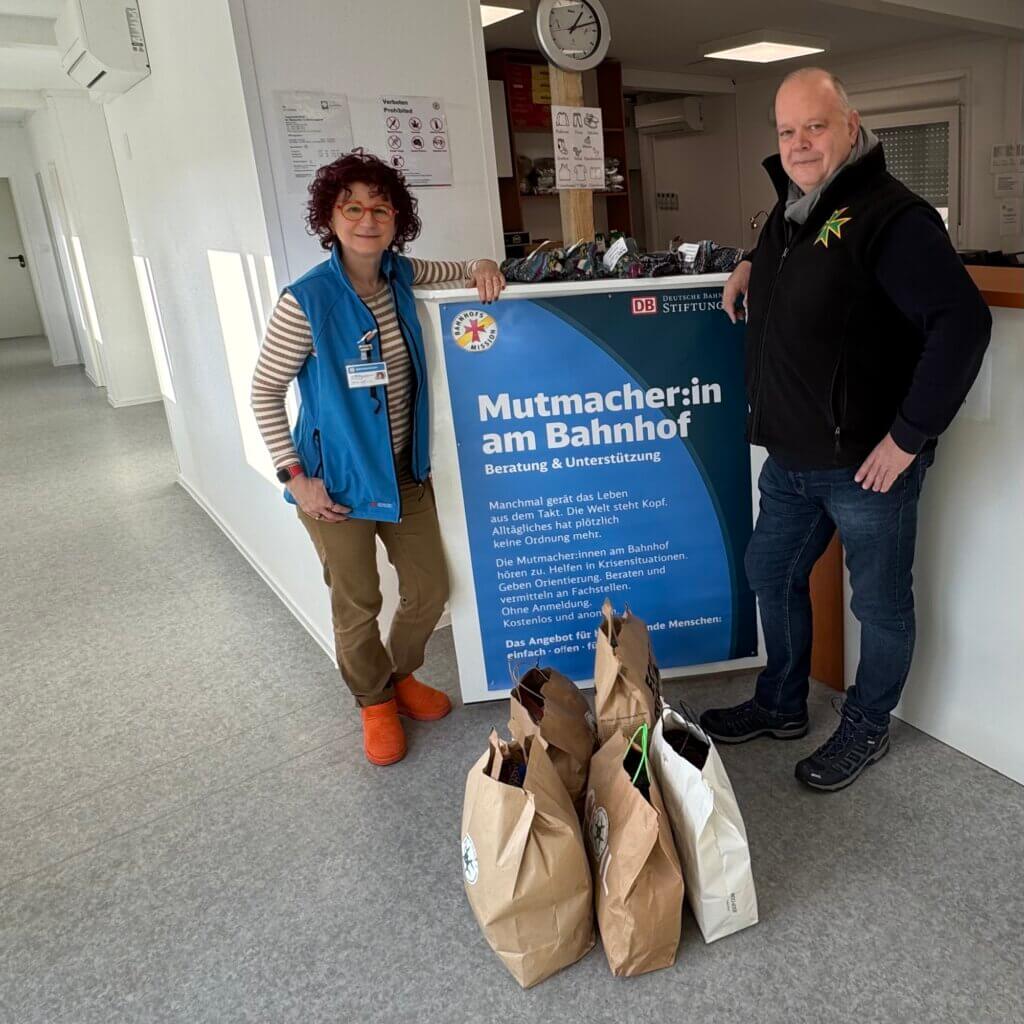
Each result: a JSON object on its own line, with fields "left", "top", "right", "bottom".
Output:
{"left": 627, "top": 722, "right": 650, "bottom": 786}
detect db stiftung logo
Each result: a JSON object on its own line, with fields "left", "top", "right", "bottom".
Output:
{"left": 452, "top": 309, "right": 498, "bottom": 352}
{"left": 631, "top": 296, "right": 657, "bottom": 315}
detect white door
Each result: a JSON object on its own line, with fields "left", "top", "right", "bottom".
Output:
{"left": 0, "top": 178, "right": 44, "bottom": 340}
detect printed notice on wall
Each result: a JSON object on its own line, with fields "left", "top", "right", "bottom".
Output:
{"left": 993, "top": 172, "right": 1024, "bottom": 198}
{"left": 276, "top": 91, "right": 353, "bottom": 194}
{"left": 991, "top": 141, "right": 1024, "bottom": 173}
{"left": 999, "top": 198, "right": 1022, "bottom": 237}
{"left": 552, "top": 105, "right": 604, "bottom": 191}
{"left": 380, "top": 96, "right": 451, "bottom": 187}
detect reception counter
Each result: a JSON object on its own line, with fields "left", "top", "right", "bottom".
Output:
{"left": 966, "top": 265, "right": 1024, "bottom": 309}
{"left": 415, "top": 269, "right": 1022, "bottom": 785}
{"left": 872, "top": 282, "right": 1023, "bottom": 784}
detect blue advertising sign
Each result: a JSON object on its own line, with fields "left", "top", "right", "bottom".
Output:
{"left": 441, "top": 286, "right": 757, "bottom": 691}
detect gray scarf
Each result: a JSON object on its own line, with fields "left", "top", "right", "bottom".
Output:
{"left": 785, "top": 126, "right": 879, "bottom": 225}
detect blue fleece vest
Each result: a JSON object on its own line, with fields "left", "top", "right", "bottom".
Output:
{"left": 283, "top": 246, "right": 429, "bottom": 523}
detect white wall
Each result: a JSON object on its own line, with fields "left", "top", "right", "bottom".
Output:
{"left": 0, "top": 122, "right": 77, "bottom": 365}
{"left": 24, "top": 103, "right": 103, "bottom": 383}
{"left": 101, "top": 0, "right": 503, "bottom": 667}
{"left": 231, "top": 0, "right": 504, "bottom": 283}
{"left": 100, "top": 0, "right": 318, "bottom": 640}
{"left": 734, "top": 35, "right": 1019, "bottom": 252}
{"left": 842, "top": 307, "right": 1024, "bottom": 785}
{"left": 641, "top": 94, "right": 744, "bottom": 250}
{"left": 229, "top": 0, "right": 502, "bottom": 647}
{"left": 26, "top": 95, "right": 159, "bottom": 405}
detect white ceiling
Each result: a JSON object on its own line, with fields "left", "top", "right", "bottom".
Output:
{"left": 483, "top": 0, "right": 967, "bottom": 77}
{"left": 0, "top": 1, "right": 82, "bottom": 120}
{"left": 0, "top": 48, "right": 70, "bottom": 92}
{"left": 0, "top": 0, "right": 1011, "bottom": 125}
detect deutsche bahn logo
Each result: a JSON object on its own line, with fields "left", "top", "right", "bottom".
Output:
{"left": 631, "top": 296, "right": 657, "bottom": 315}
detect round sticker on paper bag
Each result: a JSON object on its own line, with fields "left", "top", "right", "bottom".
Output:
{"left": 588, "top": 805, "right": 609, "bottom": 859}
{"left": 462, "top": 834, "right": 479, "bottom": 885}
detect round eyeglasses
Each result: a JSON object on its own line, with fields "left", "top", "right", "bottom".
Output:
{"left": 335, "top": 201, "right": 396, "bottom": 223}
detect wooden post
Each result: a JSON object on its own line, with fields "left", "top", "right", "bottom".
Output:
{"left": 810, "top": 535, "right": 845, "bottom": 690}
{"left": 548, "top": 64, "right": 595, "bottom": 244}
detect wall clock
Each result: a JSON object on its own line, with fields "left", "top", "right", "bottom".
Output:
{"left": 533, "top": 0, "right": 611, "bottom": 73}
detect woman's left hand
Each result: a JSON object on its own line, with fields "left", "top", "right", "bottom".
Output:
{"left": 468, "top": 259, "right": 506, "bottom": 303}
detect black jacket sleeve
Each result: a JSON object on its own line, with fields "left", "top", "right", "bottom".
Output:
{"left": 872, "top": 206, "right": 992, "bottom": 453}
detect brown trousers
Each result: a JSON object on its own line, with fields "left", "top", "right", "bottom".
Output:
{"left": 298, "top": 481, "right": 450, "bottom": 706}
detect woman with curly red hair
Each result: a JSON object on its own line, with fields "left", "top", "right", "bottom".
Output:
{"left": 251, "top": 150, "right": 504, "bottom": 766}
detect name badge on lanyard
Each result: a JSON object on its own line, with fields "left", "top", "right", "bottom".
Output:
{"left": 345, "top": 327, "right": 388, "bottom": 389}
{"left": 346, "top": 360, "right": 389, "bottom": 388}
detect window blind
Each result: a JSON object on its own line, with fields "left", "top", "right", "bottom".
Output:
{"left": 875, "top": 121, "right": 950, "bottom": 207}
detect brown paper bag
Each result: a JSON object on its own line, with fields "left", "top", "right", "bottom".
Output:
{"left": 584, "top": 725, "right": 684, "bottom": 976}
{"left": 593, "top": 599, "right": 662, "bottom": 742}
{"left": 508, "top": 666, "right": 597, "bottom": 813}
{"left": 461, "top": 730, "right": 595, "bottom": 988}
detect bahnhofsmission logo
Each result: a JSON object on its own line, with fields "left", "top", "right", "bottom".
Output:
{"left": 452, "top": 309, "right": 498, "bottom": 352}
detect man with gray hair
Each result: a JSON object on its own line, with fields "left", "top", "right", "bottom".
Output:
{"left": 700, "top": 68, "right": 991, "bottom": 791}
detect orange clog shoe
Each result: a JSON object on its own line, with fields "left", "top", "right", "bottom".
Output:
{"left": 360, "top": 699, "right": 407, "bottom": 766}
{"left": 394, "top": 674, "right": 452, "bottom": 722}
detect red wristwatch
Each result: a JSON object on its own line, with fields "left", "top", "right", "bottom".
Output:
{"left": 276, "top": 463, "right": 303, "bottom": 484}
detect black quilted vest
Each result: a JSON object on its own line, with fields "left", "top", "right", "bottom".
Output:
{"left": 745, "top": 145, "right": 944, "bottom": 468}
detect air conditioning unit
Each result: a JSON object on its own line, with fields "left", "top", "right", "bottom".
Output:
{"left": 55, "top": 0, "right": 150, "bottom": 99}
{"left": 635, "top": 96, "right": 704, "bottom": 136}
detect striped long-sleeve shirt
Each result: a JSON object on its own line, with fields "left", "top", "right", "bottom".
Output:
{"left": 251, "top": 257, "right": 470, "bottom": 478}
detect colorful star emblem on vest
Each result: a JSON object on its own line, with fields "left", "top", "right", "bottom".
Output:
{"left": 815, "top": 207, "right": 852, "bottom": 247}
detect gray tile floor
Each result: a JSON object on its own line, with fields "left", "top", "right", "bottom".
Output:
{"left": 2, "top": 335, "right": 1022, "bottom": 1024}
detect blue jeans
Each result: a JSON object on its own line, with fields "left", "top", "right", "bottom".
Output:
{"left": 745, "top": 451, "right": 934, "bottom": 728}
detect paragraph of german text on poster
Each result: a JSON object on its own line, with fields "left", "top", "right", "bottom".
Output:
{"left": 441, "top": 289, "right": 758, "bottom": 691}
